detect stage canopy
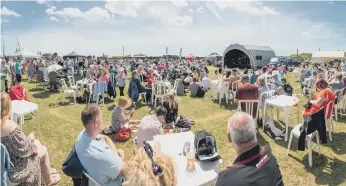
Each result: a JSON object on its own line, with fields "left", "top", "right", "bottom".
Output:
{"left": 222, "top": 44, "right": 276, "bottom": 68}
{"left": 63, "top": 51, "right": 86, "bottom": 58}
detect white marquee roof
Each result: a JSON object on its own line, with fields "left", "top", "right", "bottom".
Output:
{"left": 312, "top": 51, "right": 344, "bottom": 58}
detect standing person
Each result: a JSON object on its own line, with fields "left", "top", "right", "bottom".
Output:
{"left": 15, "top": 58, "right": 22, "bottom": 84}
{"left": 1, "top": 59, "right": 11, "bottom": 92}
{"left": 216, "top": 112, "right": 284, "bottom": 186}
{"left": 116, "top": 67, "right": 126, "bottom": 96}
{"left": 27, "top": 60, "right": 36, "bottom": 81}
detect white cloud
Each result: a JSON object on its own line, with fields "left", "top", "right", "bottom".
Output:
{"left": 0, "top": 6, "right": 21, "bottom": 17}
{"left": 169, "top": 15, "right": 193, "bottom": 27}
{"left": 214, "top": 1, "right": 279, "bottom": 16}
{"left": 45, "top": 6, "right": 110, "bottom": 22}
{"left": 170, "top": 0, "right": 188, "bottom": 8}
{"left": 1, "top": 19, "right": 10, "bottom": 23}
{"left": 204, "top": 2, "right": 224, "bottom": 22}
{"left": 49, "top": 16, "right": 59, "bottom": 22}
{"left": 3, "top": 2, "right": 345, "bottom": 57}
{"left": 37, "top": 0, "right": 47, "bottom": 4}
{"left": 188, "top": 9, "right": 194, "bottom": 13}
{"left": 329, "top": 1, "right": 334, "bottom": 4}
{"left": 302, "top": 31, "right": 312, "bottom": 37}
{"left": 148, "top": 5, "right": 193, "bottom": 27}
{"left": 197, "top": 7, "right": 205, "bottom": 13}
{"left": 105, "top": 1, "right": 145, "bottom": 18}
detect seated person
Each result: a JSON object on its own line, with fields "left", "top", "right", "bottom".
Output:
{"left": 102, "top": 97, "right": 141, "bottom": 135}
{"left": 216, "top": 112, "right": 283, "bottom": 186}
{"left": 76, "top": 104, "right": 125, "bottom": 186}
{"left": 184, "top": 74, "right": 193, "bottom": 86}
{"left": 123, "top": 146, "right": 177, "bottom": 186}
{"left": 277, "top": 78, "right": 293, "bottom": 96}
{"left": 131, "top": 71, "right": 151, "bottom": 93}
{"left": 257, "top": 77, "right": 270, "bottom": 95}
{"left": 329, "top": 72, "right": 344, "bottom": 94}
{"left": 236, "top": 75, "right": 259, "bottom": 117}
{"left": 223, "top": 69, "right": 240, "bottom": 87}
{"left": 1, "top": 93, "right": 61, "bottom": 185}
{"left": 301, "top": 71, "right": 317, "bottom": 91}
{"left": 189, "top": 77, "right": 201, "bottom": 97}
{"left": 136, "top": 106, "right": 168, "bottom": 148}
{"left": 163, "top": 93, "right": 178, "bottom": 125}
{"left": 304, "top": 79, "right": 336, "bottom": 119}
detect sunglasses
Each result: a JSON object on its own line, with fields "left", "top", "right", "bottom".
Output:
{"left": 143, "top": 141, "right": 163, "bottom": 177}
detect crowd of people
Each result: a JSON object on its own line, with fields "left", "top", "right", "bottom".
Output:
{"left": 1, "top": 55, "right": 346, "bottom": 186}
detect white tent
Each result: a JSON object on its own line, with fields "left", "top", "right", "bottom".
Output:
{"left": 11, "top": 50, "right": 42, "bottom": 58}
{"left": 311, "top": 51, "right": 345, "bottom": 63}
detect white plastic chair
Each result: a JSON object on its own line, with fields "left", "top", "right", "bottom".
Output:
{"left": 67, "top": 76, "right": 78, "bottom": 92}
{"left": 287, "top": 109, "right": 322, "bottom": 167}
{"left": 230, "top": 80, "right": 240, "bottom": 103}
{"left": 237, "top": 100, "right": 260, "bottom": 128}
{"left": 92, "top": 81, "right": 108, "bottom": 105}
{"left": 210, "top": 80, "right": 219, "bottom": 100}
{"left": 61, "top": 79, "right": 77, "bottom": 104}
{"left": 259, "top": 90, "right": 276, "bottom": 121}
{"left": 202, "top": 77, "right": 210, "bottom": 90}
{"left": 83, "top": 172, "right": 101, "bottom": 186}
{"left": 218, "top": 81, "right": 230, "bottom": 104}
{"left": 303, "top": 78, "right": 316, "bottom": 98}
{"left": 333, "top": 88, "right": 345, "bottom": 121}
{"left": 154, "top": 82, "right": 169, "bottom": 108}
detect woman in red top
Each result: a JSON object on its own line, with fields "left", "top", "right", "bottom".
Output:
{"left": 146, "top": 69, "right": 156, "bottom": 88}
{"left": 303, "top": 79, "right": 336, "bottom": 118}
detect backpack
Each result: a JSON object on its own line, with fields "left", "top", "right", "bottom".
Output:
{"left": 194, "top": 130, "right": 220, "bottom": 162}
{"left": 196, "top": 86, "right": 205, "bottom": 98}
{"left": 175, "top": 116, "right": 191, "bottom": 129}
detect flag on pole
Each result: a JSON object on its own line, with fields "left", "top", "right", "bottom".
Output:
{"left": 15, "top": 38, "right": 20, "bottom": 52}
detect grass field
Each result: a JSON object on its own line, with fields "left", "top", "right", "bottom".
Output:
{"left": 18, "top": 67, "right": 346, "bottom": 186}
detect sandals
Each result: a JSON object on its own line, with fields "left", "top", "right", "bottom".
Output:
{"left": 49, "top": 173, "right": 61, "bottom": 186}
{"left": 50, "top": 168, "right": 58, "bottom": 175}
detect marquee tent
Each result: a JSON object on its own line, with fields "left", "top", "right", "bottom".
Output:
{"left": 63, "top": 51, "right": 86, "bottom": 59}
{"left": 311, "top": 51, "right": 345, "bottom": 63}
{"left": 11, "top": 50, "right": 41, "bottom": 58}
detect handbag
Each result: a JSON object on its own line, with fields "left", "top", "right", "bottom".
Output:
{"left": 175, "top": 116, "right": 192, "bottom": 129}
{"left": 114, "top": 128, "right": 132, "bottom": 141}
{"left": 304, "top": 100, "right": 312, "bottom": 109}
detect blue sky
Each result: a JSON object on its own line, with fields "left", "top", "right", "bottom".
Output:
{"left": 1, "top": 1, "right": 346, "bottom": 56}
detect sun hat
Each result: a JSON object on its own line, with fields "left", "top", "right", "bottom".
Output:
{"left": 117, "top": 96, "right": 132, "bottom": 109}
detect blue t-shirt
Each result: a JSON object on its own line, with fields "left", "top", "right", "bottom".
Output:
{"left": 15, "top": 61, "right": 22, "bottom": 75}
{"left": 75, "top": 130, "right": 123, "bottom": 186}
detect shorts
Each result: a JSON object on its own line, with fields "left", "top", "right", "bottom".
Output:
{"left": 16, "top": 74, "right": 22, "bottom": 83}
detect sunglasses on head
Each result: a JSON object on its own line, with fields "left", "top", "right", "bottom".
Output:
{"left": 143, "top": 141, "right": 163, "bottom": 177}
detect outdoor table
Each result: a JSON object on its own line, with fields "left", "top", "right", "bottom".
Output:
{"left": 76, "top": 79, "right": 95, "bottom": 94}
{"left": 263, "top": 95, "right": 300, "bottom": 141}
{"left": 148, "top": 132, "right": 223, "bottom": 186}
{"left": 10, "top": 100, "right": 40, "bottom": 132}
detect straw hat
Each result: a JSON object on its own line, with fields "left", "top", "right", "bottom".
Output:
{"left": 117, "top": 96, "right": 132, "bottom": 109}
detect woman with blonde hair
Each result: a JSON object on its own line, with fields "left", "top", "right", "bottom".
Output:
{"left": 98, "top": 67, "right": 110, "bottom": 85}
{"left": 123, "top": 147, "right": 177, "bottom": 186}
{"left": 162, "top": 93, "right": 178, "bottom": 125}
{"left": 1, "top": 93, "right": 61, "bottom": 185}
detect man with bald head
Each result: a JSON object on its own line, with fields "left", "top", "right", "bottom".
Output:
{"left": 216, "top": 112, "right": 283, "bottom": 186}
